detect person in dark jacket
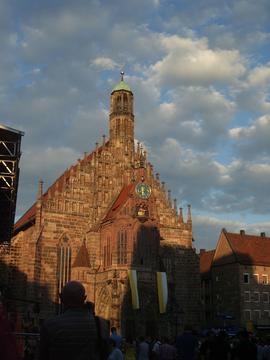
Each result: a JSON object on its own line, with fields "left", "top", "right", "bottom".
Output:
{"left": 175, "top": 326, "right": 198, "bottom": 360}
{"left": 39, "top": 281, "right": 99, "bottom": 360}
{"left": 233, "top": 330, "right": 257, "bottom": 360}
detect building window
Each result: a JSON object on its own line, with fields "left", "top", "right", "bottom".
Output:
{"left": 244, "top": 291, "right": 250, "bottom": 302}
{"left": 123, "top": 94, "right": 128, "bottom": 112}
{"left": 244, "top": 309, "right": 251, "bottom": 320}
{"left": 262, "top": 275, "right": 268, "bottom": 285}
{"left": 57, "top": 242, "right": 72, "bottom": 295}
{"left": 103, "top": 236, "right": 111, "bottom": 268}
{"left": 263, "top": 310, "right": 270, "bottom": 319}
{"left": 253, "top": 291, "right": 260, "bottom": 303}
{"left": 253, "top": 310, "right": 261, "bottom": 321}
{"left": 116, "top": 96, "right": 122, "bottom": 112}
{"left": 243, "top": 273, "right": 250, "bottom": 284}
{"left": 262, "top": 292, "right": 269, "bottom": 303}
{"left": 253, "top": 274, "right": 259, "bottom": 284}
{"left": 215, "top": 276, "right": 219, "bottom": 282}
{"left": 117, "top": 230, "right": 127, "bottom": 265}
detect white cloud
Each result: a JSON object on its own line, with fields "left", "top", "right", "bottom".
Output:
{"left": 91, "top": 57, "right": 119, "bottom": 70}
{"left": 230, "top": 115, "right": 270, "bottom": 139}
{"left": 229, "top": 115, "right": 270, "bottom": 160}
{"left": 193, "top": 215, "right": 270, "bottom": 249}
{"left": 247, "top": 63, "right": 270, "bottom": 88}
{"left": 21, "top": 146, "right": 80, "bottom": 179}
{"left": 148, "top": 34, "right": 246, "bottom": 86}
{"left": 136, "top": 84, "right": 234, "bottom": 151}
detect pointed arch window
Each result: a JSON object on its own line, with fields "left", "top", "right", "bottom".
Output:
{"left": 123, "top": 94, "right": 128, "bottom": 112}
{"left": 103, "top": 235, "right": 111, "bottom": 268}
{"left": 56, "top": 235, "right": 72, "bottom": 295}
{"left": 117, "top": 230, "right": 127, "bottom": 265}
{"left": 116, "top": 95, "right": 122, "bottom": 112}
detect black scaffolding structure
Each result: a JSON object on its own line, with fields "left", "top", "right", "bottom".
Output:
{"left": 0, "top": 124, "right": 24, "bottom": 243}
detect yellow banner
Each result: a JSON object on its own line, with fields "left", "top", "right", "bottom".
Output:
{"left": 157, "top": 272, "right": 168, "bottom": 313}
{"left": 128, "top": 270, "right": 139, "bottom": 309}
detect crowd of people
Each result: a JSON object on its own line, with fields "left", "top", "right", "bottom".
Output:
{"left": 124, "top": 328, "right": 270, "bottom": 360}
{"left": 2, "top": 280, "right": 270, "bottom": 360}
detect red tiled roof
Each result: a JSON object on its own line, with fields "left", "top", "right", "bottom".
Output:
{"left": 102, "top": 183, "right": 134, "bottom": 222}
{"left": 14, "top": 203, "right": 37, "bottom": 232}
{"left": 225, "top": 232, "right": 270, "bottom": 266}
{"left": 14, "top": 147, "right": 101, "bottom": 233}
{"left": 200, "top": 250, "right": 215, "bottom": 276}
{"left": 73, "top": 241, "right": 90, "bottom": 268}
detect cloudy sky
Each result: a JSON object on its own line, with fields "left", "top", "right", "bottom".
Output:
{"left": 1, "top": 0, "right": 270, "bottom": 250}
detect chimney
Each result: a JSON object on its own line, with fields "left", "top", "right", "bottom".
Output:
{"left": 240, "top": 229, "right": 245, "bottom": 236}
{"left": 261, "top": 232, "right": 266, "bottom": 237}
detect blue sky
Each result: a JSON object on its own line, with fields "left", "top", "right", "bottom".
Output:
{"left": 1, "top": 0, "right": 270, "bottom": 249}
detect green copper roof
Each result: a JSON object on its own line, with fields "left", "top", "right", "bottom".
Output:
{"left": 112, "top": 80, "right": 132, "bottom": 93}
{"left": 112, "top": 72, "right": 132, "bottom": 93}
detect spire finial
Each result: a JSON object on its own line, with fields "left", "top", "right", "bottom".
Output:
{"left": 179, "top": 207, "right": 184, "bottom": 223}
{"left": 120, "top": 71, "right": 124, "bottom": 81}
{"left": 187, "top": 204, "right": 192, "bottom": 223}
{"left": 37, "top": 178, "right": 43, "bottom": 202}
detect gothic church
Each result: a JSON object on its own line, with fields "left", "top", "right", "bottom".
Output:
{"left": 0, "top": 74, "right": 200, "bottom": 337}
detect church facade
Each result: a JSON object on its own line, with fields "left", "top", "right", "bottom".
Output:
{"left": 0, "top": 75, "right": 200, "bottom": 337}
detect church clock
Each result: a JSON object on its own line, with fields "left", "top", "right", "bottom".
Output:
{"left": 135, "top": 183, "right": 151, "bottom": 199}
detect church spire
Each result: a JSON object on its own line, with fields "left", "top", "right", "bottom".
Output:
{"left": 109, "top": 73, "right": 134, "bottom": 156}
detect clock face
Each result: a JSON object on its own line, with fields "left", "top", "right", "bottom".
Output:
{"left": 135, "top": 183, "right": 151, "bottom": 199}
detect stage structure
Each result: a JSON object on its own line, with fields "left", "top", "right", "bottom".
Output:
{"left": 0, "top": 125, "right": 24, "bottom": 243}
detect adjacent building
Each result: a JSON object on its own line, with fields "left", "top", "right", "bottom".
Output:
{"left": 0, "top": 74, "right": 200, "bottom": 338}
{"left": 200, "top": 228, "right": 270, "bottom": 330}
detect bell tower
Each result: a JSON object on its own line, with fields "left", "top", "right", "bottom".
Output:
{"left": 109, "top": 72, "right": 134, "bottom": 156}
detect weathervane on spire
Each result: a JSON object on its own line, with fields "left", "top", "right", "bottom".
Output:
{"left": 120, "top": 71, "right": 124, "bottom": 81}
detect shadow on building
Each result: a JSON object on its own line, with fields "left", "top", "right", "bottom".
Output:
{"left": 0, "top": 258, "right": 51, "bottom": 331}
{"left": 108, "top": 222, "right": 201, "bottom": 342}
{"left": 0, "top": 257, "right": 51, "bottom": 359}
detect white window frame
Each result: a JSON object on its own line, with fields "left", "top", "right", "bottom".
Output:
{"left": 244, "top": 309, "right": 251, "bottom": 320}
{"left": 244, "top": 291, "right": 250, "bottom": 302}
{"left": 243, "top": 273, "right": 250, "bottom": 284}
{"left": 253, "top": 291, "right": 260, "bottom": 303}
{"left": 254, "top": 309, "right": 261, "bottom": 320}
{"left": 253, "top": 273, "right": 259, "bottom": 284}
{"left": 262, "top": 292, "right": 269, "bottom": 303}
{"left": 262, "top": 274, "right": 268, "bottom": 285}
